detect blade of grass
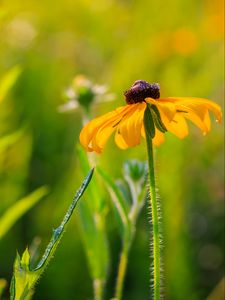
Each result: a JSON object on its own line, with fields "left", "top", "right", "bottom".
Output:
{"left": 0, "top": 186, "right": 49, "bottom": 240}
{"left": 0, "top": 128, "right": 26, "bottom": 154}
{"left": 0, "top": 65, "right": 22, "bottom": 103}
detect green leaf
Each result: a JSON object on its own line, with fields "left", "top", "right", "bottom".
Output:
{"left": 97, "top": 167, "right": 130, "bottom": 241}
{"left": 0, "top": 128, "right": 26, "bottom": 154}
{"left": 77, "top": 146, "right": 109, "bottom": 281}
{"left": 9, "top": 169, "right": 94, "bottom": 300}
{"left": 78, "top": 201, "right": 108, "bottom": 280}
{"left": 144, "top": 105, "right": 155, "bottom": 138}
{"left": 0, "top": 186, "right": 49, "bottom": 240}
{"left": 150, "top": 105, "right": 167, "bottom": 133}
{"left": 0, "top": 65, "right": 22, "bottom": 103}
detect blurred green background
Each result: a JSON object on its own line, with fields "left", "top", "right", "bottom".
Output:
{"left": 0, "top": 0, "right": 224, "bottom": 299}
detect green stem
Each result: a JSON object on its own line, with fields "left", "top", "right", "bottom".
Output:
{"left": 114, "top": 244, "right": 129, "bottom": 300}
{"left": 94, "top": 278, "right": 104, "bottom": 300}
{"left": 145, "top": 132, "right": 161, "bottom": 300}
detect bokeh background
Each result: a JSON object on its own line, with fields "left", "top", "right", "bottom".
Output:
{"left": 0, "top": 0, "right": 224, "bottom": 299}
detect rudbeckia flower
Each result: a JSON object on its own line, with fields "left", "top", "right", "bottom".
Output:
{"left": 79, "top": 80, "right": 222, "bottom": 153}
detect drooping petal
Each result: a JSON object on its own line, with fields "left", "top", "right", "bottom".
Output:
{"left": 141, "top": 124, "right": 146, "bottom": 139}
{"left": 165, "top": 114, "right": 189, "bottom": 138}
{"left": 203, "top": 110, "right": 211, "bottom": 132}
{"left": 91, "top": 118, "right": 118, "bottom": 153}
{"left": 153, "top": 128, "right": 165, "bottom": 146}
{"left": 117, "top": 102, "right": 146, "bottom": 147}
{"left": 114, "top": 130, "right": 129, "bottom": 149}
{"left": 157, "top": 97, "right": 222, "bottom": 135}
{"left": 176, "top": 104, "right": 212, "bottom": 133}
{"left": 79, "top": 105, "right": 132, "bottom": 152}
{"left": 162, "top": 97, "right": 222, "bottom": 123}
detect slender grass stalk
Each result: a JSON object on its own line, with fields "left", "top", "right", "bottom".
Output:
{"left": 115, "top": 245, "right": 129, "bottom": 300}
{"left": 145, "top": 132, "right": 161, "bottom": 300}
{"left": 94, "top": 278, "right": 104, "bottom": 300}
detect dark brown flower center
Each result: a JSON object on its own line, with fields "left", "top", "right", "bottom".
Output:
{"left": 124, "top": 80, "right": 160, "bottom": 104}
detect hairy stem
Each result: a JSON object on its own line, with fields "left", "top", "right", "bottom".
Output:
{"left": 145, "top": 133, "right": 161, "bottom": 300}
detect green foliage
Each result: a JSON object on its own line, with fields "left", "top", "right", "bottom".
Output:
{"left": 0, "top": 65, "right": 22, "bottom": 103}
{"left": 123, "top": 160, "right": 147, "bottom": 182}
{"left": 0, "top": 1, "right": 223, "bottom": 299}
{"left": 0, "top": 128, "right": 26, "bottom": 154}
{"left": 99, "top": 160, "right": 147, "bottom": 299}
{"left": 98, "top": 160, "right": 147, "bottom": 246}
{"left": 0, "top": 186, "right": 49, "bottom": 240}
{"left": 77, "top": 146, "right": 109, "bottom": 294}
{"left": 97, "top": 167, "right": 131, "bottom": 244}
{"left": 10, "top": 169, "right": 94, "bottom": 300}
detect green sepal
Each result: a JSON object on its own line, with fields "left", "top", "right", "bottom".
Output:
{"left": 150, "top": 105, "right": 167, "bottom": 133}
{"left": 144, "top": 104, "right": 155, "bottom": 138}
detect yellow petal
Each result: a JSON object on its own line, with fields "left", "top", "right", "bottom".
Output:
{"left": 158, "top": 97, "right": 222, "bottom": 134}
{"left": 166, "top": 114, "right": 189, "bottom": 138}
{"left": 176, "top": 105, "right": 210, "bottom": 133}
{"left": 166, "top": 97, "right": 222, "bottom": 123}
{"left": 92, "top": 119, "right": 117, "bottom": 153}
{"left": 79, "top": 105, "right": 131, "bottom": 152}
{"left": 153, "top": 129, "right": 165, "bottom": 146}
{"left": 203, "top": 110, "right": 211, "bottom": 132}
{"left": 117, "top": 102, "right": 146, "bottom": 147}
{"left": 115, "top": 130, "right": 129, "bottom": 149}
{"left": 141, "top": 124, "right": 146, "bottom": 139}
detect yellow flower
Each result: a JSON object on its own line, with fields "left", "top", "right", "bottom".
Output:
{"left": 79, "top": 80, "right": 222, "bottom": 153}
